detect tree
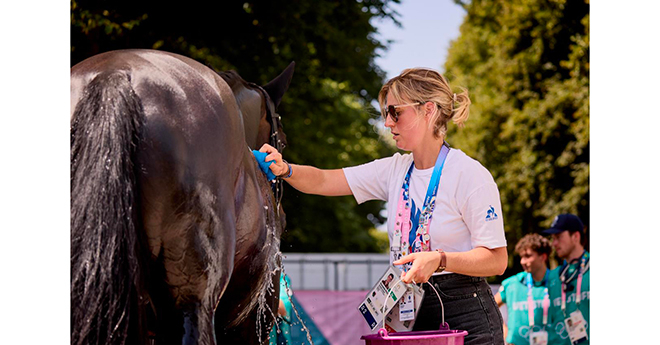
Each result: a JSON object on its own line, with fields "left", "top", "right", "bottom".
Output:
{"left": 71, "top": 0, "right": 401, "bottom": 252}
{"left": 444, "top": 0, "right": 589, "bottom": 271}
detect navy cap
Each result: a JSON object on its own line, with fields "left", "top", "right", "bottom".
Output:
{"left": 541, "top": 214, "right": 584, "bottom": 235}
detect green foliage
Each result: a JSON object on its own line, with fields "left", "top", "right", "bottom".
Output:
{"left": 445, "top": 0, "right": 589, "bottom": 269}
{"left": 71, "top": 0, "right": 400, "bottom": 252}
{"left": 281, "top": 79, "right": 394, "bottom": 252}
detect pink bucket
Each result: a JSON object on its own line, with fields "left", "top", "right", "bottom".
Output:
{"left": 361, "top": 323, "right": 467, "bottom": 345}
{"left": 361, "top": 280, "right": 468, "bottom": 345}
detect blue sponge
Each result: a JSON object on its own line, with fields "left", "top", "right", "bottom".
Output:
{"left": 252, "top": 150, "right": 277, "bottom": 181}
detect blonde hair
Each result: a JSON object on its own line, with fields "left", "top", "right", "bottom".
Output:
{"left": 378, "top": 68, "right": 470, "bottom": 139}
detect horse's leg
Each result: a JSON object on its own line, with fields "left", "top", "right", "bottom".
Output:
{"left": 182, "top": 303, "right": 214, "bottom": 345}
{"left": 139, "top": 129, "right": 238, "bottom": 345}
{"left": 214, "top": 153, "right": 285, "bottom": 344}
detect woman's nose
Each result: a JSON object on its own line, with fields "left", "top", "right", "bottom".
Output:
{"left": 384, "top": 114, "right": 395, "bottom": 127}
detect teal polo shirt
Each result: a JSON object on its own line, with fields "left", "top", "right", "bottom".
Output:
{"left": 547, "top": 251, "right": 590, "bottom": 345}
{"left": 499, "top": 270, "right": 550, "bottom": 345}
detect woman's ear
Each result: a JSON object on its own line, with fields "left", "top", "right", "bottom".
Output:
{"left": 424, "top": 101, "right": 437, "bottom": 117}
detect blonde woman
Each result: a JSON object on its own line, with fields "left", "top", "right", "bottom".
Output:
{"left": 261, "top": 68, "right": 507, "bottom": 344}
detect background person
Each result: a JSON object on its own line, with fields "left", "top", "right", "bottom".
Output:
{"left": 261, "top": 68, "right": 507, "bottom": 345}
{"left": 495, "top": 234, "right": 552, "bottom": 345}
{"left": 542, "top": 214, "right": 589, "bottom": 345}
{"left": 269, "top": 273, "right": 293, "bottom": 345}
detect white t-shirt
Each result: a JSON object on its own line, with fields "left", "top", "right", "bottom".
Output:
{"left": 343, "top": 149, "right": 507, "bottom": 266}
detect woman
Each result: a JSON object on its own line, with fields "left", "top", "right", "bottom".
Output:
{"left": 261, "top": 68, "right": 507, "bottom": 344}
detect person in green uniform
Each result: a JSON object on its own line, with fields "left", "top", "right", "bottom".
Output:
{"left": 269, "top": 273, "right": 293, "bottom": 345}
{"left": 495, "top": 234, "right": 552, "bottom": 345}
{"left": 542, "top": 214, "right": 589, "bottom": 345}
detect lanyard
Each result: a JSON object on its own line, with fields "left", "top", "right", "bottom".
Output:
{"left": 560, "top": 252, "right": 589, "bottom": 316}
{"left": 526, "top": 271, "right": 549, "bottom": 328}
{"left": 391, "top": 144, "right": 450, "bottom": 260}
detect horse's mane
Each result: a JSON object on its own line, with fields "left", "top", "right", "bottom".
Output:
{"left": 219, "top": 70, "right": 252, "bottom": 92}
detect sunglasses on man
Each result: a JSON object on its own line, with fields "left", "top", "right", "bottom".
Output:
{"left": 383, "top": 102, "right": 424, "bottom": 122}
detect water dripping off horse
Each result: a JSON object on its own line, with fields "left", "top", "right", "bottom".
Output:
{"left": 70, "top": 49, "right": 294, "bottom": 345}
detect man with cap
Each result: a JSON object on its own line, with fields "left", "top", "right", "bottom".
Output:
{"left": 542, "top": 214, "right": 590, "bottom": 345}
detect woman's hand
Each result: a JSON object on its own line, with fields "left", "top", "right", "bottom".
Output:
{"left": 393, "top": 251, "right": 443, "bottom": 284}
{"left": 258, "top": 144, "right": 353, "bottom": 196}
{"left": 394, "top": 247, "right": 507, "bottom": 281}
{"left": 259, "top": 143, "right": 289, "bottom": 177}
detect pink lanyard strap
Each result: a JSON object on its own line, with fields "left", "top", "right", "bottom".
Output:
{"left": 576, "top": 259, "right": 585, "bottom": 305}
{"left": 526, "top": 272, "right": 549, "bottom": 328}
{"left": 395, "top": 188, "right": 412, "bottom": 257}
{"left": 542, "top": 287, "right": 549, "bottom": 326}
{"left": 526, "top": 273, "right": 535, "bottom": 327}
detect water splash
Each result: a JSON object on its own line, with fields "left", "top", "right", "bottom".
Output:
{"left": 253, "top": 222, "right": 280, "bottom": 344}
{"left": 280, "top": 258, "right": 314, "bottom": 345}
{"left": 250, "top": 200, "right": 315, "bottom": 345}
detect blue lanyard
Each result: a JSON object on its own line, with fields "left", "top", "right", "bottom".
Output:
{"left": 401, "top": 143, "right": 450, "bottom": 251}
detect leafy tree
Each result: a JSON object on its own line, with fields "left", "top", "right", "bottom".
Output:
{"left": 444, "top": 0, "right": 589, "bottom": 271}
{"left": 71, "top": 0, "right": 401, "bottom": 252}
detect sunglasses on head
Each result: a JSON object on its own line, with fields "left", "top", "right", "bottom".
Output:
{"left": 383, "top": 102, "right": 424, "bottom": 122}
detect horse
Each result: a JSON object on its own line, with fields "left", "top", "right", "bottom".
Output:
{"left": 70, "top": 49, "right": 294, "bottom": 345}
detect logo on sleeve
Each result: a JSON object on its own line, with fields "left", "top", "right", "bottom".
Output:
{"left": 485, "top": 205, "right": 498, "bottom": 222}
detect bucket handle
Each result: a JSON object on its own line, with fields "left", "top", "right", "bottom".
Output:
{"left": 425, "top": 281, "right": 450, "bottom": 330}
{"left": 381, "top": 276, "right": 450, "bottom": 331}
{"left": 378, "top": 328, "right": 388, "bottom": 338}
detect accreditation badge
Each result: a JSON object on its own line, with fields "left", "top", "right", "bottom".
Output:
{"left": 398, "top": 287, "right": 415, "bottom": 321}
{"left": 529, "top": 330, "right": 548, "bottom": 345}
{"left": 565, "top": 310, "right": 588, "bottom": 344}
{"left": 385, "top": 283, "right": 424, "bottom": 332}
{"left": 357, "top": 266, "right": 408, "bottom": 332}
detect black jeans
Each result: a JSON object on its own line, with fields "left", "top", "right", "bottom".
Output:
{"left": 412, "top": 273, "right": 504, "bottom": 345}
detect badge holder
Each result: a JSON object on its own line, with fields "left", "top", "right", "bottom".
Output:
{"left": 565, "top": 310, "right": 588, "bottom": 344}
{"left": 384, "top": 283, "right": 424, "bottom": 332}
{"left": 529, "top": 328, "right": 549, "bottom": 345}
{"left": 357, "top": 266, "right": 409, "bottom": 332}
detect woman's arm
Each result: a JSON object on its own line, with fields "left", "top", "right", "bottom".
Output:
{"left": 393, "top": 246, "right": 508, "bottom": 284}
{"left": 259, "top": 144, "right": 352, "bottom": 196}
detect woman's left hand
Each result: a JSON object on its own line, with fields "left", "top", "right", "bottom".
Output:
{"left": 393, "top": 251, "right": 442, "bottom": 284}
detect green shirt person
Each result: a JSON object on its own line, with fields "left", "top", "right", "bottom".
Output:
{"left": 542, "top": 214, "right": 590, "bottom": 345}
{"left": 495, "top": 234, "right": 552, "bottom": 345}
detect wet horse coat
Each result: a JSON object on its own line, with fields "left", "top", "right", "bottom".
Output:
{"left": 70, "top": 49, "right": 293, "bottom": 345}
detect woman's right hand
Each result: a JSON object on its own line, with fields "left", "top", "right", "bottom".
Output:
{"left": 259, "top": 143, "right": 289, "bottom": 177}
{"left": 259, "top": 144, "right": 352, "bottom": 196}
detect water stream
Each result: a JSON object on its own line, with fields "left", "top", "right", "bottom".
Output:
{"left": 280, "top": 261, "right": 314, "bottom": 345}
{"left": 252, "top": 210, "right": 315, "bottom": 345}
{"left": 259, "top": 251, "right": 315, "bottom": 345}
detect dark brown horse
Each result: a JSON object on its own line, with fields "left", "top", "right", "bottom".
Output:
{"left": 71, "top": 49, "right": 294, "bottom": 345}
